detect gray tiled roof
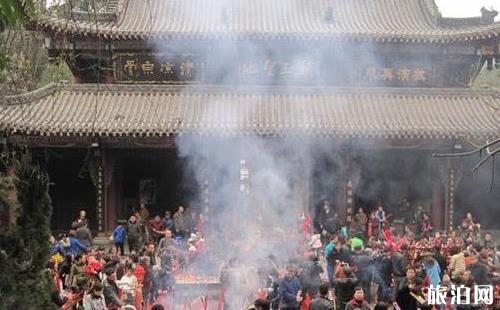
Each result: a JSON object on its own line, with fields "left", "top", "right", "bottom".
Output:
{"left": 41, "top": 0, "right": 500, "bottom": 42}
{"left": 1, "top": 83, "right": 500, "bottom": 139}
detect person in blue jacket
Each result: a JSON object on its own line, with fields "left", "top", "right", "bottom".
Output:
{"left": 112, "top": 224, "right": 126, "bottom": 255}
{"left": 279, "top": 265, "right": 302, "bottom": 310}
{"left": 49, "top": 235, "right": 67, "bottom": 261}
{"left": 66, "top": 230, "right": 89, "bottom": 257}
{"left": 422, "top": 253, "right": 441, "bottom": 288}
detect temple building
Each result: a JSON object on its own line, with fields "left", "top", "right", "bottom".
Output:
{"left": 2, "top": 0, "right": 500, "bottom": 233}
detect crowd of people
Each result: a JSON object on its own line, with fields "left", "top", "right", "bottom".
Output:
{"left": 269, "top": 202, "right": 500, "bottom": 310}
{"left": 48, "top": 205, "right": 206, "bottom": 310}
{"left": 46, "top": 200, "right": 500, "bottom": 310}
{"left": 235, "top": 202, "right": 500, "bottom": 310}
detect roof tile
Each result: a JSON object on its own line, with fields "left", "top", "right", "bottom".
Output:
{"left": 41, "top": 0, "right": 500, "bottom": 42}
{"left": 1, "top": 83, "right": 500, "bottom": 140}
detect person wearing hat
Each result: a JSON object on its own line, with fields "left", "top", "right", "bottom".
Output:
{"left": 350, "top": 236, "right": 364, "bottom": 252}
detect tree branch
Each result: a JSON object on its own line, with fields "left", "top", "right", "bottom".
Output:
{"left": 432, "top": 136, "right": 500, "bottom": 158}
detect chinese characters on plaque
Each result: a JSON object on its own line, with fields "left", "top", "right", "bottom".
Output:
{"left": 240, "top": 59, "right": 316, "bottom": 80}
{"left": 364, "top": 66, "right": 429, "bottom": 85}
{"left": 117, "top": 53, "right": 440, "bottom": 86}
{"left": 116, "top": 54, "right": 198, "bottom": 82}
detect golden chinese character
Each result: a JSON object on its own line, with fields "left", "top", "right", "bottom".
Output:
{"left": 412, "top": 68, "right": 427, "bottom": 81}
{"left": 124, "top": 60, "right": 137, "bottom": 77}
{"left": 240, "top": 62, "right": 259, "bottom": 76}
{"left": 160, "top": 62, "right": 175, "bottom": 76}
{"left": 397, "top": 67, "right": 412, "bottom": 81}
{"left": 280, "top": 62, "right": 292, "bottom": 76}
{"left": 366, "top": 67, "right": 377, "bottom": 81}
{"left": 141, "top": 61, "right": 154, "bottom": 75}
{"left": 381, "top": 68, "right": 393, "bottom": 81}
{"left": 180, "top": 59, "right": 194, "bottom": 78}
{"left": 265, "top": 60, "right": 277, "bottom": 77}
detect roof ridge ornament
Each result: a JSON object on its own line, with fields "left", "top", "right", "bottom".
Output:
{"left": 481, "top": 7, "right": 498, "bottom": 25}
{"left": 69, "top": 0, "right": 120, "bottom": 22}
{"left": 421, "top": 0, "right": 441, "bottom": 24}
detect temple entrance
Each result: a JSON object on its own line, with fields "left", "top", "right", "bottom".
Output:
{"left": 456, "top": 156, "right": 500, "bottom": 229}
{"left": 40, "top": 149, "right": 96, "bottom": 232}
{"left": 114, "top": 148, "right": 188, "bottom": 222}
{"left": 353, "top": 149, "right": 435, "bottom": 223}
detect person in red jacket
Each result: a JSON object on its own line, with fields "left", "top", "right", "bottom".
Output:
{"left": 345, "top": 287, "right": 370, "bottom": 310}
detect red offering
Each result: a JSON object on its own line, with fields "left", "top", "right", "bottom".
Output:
{"left": 300, "top": 293, "right": 312, "bottom": 310}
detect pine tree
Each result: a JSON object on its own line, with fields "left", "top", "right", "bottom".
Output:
{"left": 0, "top": 153, "right": 56, "bottom": 309}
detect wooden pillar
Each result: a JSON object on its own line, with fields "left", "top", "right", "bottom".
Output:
{"left": 295, "top": 169, "right": 311, "bottom": 217}
{"left": 298, "top": 154, "right": 312, "bottom": 217}
{"left": 340, "top": 142, "right": 354, "bottom": 222}
{"left": 444, "top": 168, "right": 457, "bottom": 231}
{"left": 93, "top": 149, "right": 119, "bottom": 233}
{"left": 345, "top": 181, "right": 354, "bottom": 223}
{"left": 95, "top": 149, "right": 105, "bottom": 233}
{"left": 302, "top": 171, "right": 311, "bottom": 217}
{"left": 105, "top": 152, "right": 118, "bottom": 231}
{"left": 431, "top": 181, "right": 442, "bottom": 231}
{"left": 448, "top": 168, "right": 456, "bottom": 231}
{"left": 335, "top": 181, "right": 346, "bottom": 220}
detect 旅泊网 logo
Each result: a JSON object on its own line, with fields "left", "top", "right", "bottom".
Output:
{"left": 426, "top": 284, "right": 493, "bottom": 305}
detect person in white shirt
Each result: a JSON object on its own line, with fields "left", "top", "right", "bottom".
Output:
{"left": 83, "top": 282, "right": 106, "bottom": 310}
{"left": 116, "top": 263, "right": 138, "bottom": 307}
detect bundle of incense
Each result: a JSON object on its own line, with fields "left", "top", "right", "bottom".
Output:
{"left": 410, "top": 292, "right": 426, "bottom": 304}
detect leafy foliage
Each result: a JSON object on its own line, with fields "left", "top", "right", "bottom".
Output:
{"left": 474, "top": 66, "right": 500, "bottom": 89}
{"left": 0, "top": 0, "right": 35, "bottom": 70}
{"left": 0, "top": 175, "right": 16, "bottom": 213}
{"left": 0, "top": 0, "right": 34, "bottom": 29}
{"left": 37, "top": 57, "right": 73, "bottom": 87}
{"left": 0, "top": 153, "right": 56, "bottom": 309}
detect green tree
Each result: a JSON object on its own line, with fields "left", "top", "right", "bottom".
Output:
{"left": 474, "top": 66, "right": 500, "bottom": 88}
{"left": 0, "top": 0, "right": 35, "bottom": 70}
{"left": 0, "top": 153, "right": 56, "bottom": 309}
{"left": 1, "top": 0, "right": 73, "bottom": 93}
